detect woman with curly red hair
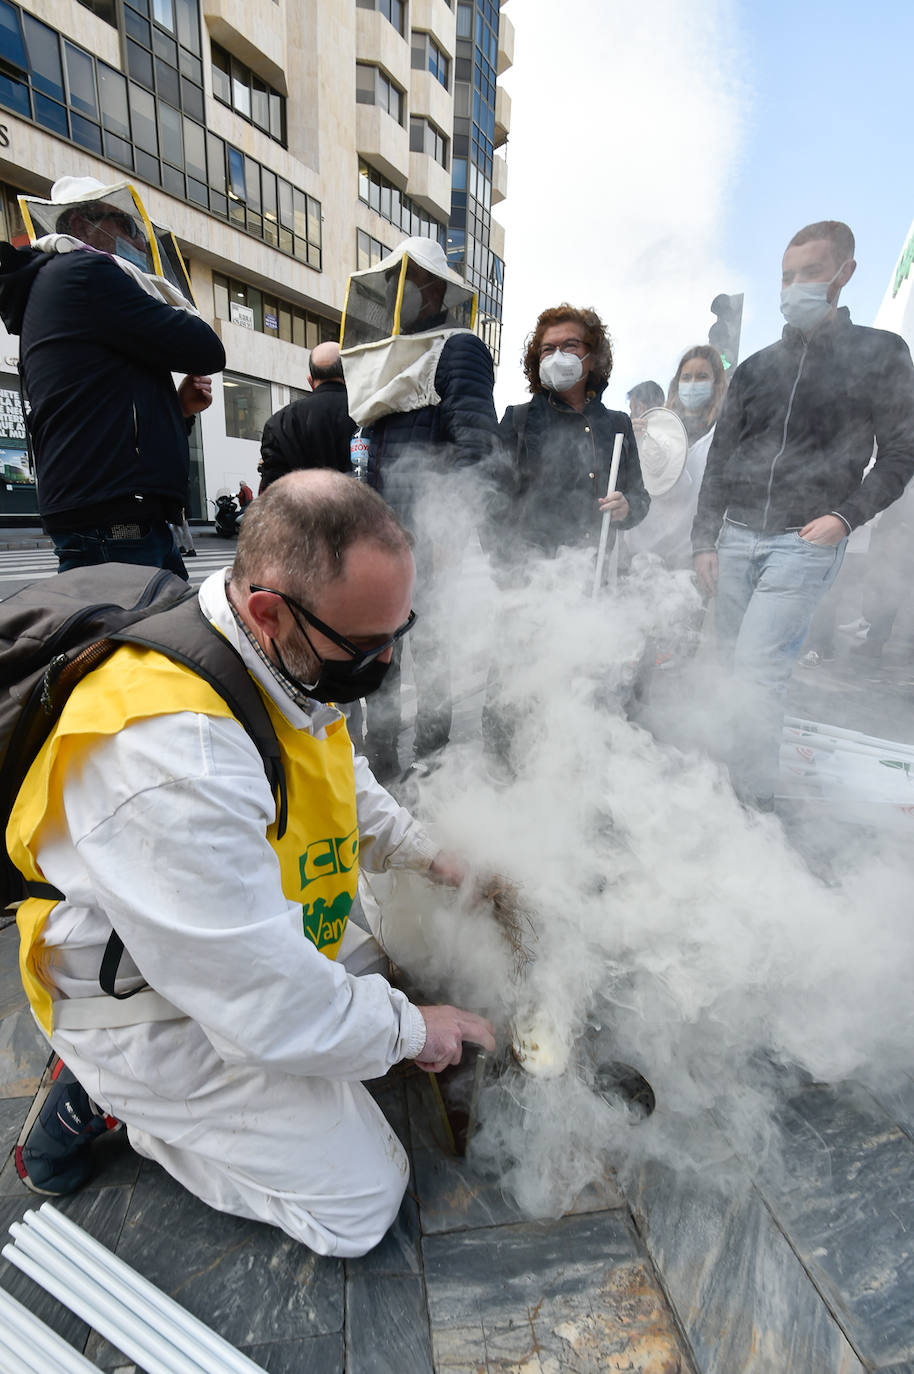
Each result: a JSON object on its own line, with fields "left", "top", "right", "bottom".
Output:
{"left": 498, "top": 304, "right": 649, "bottom": 562}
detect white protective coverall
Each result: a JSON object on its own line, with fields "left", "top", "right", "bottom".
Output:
{"left": 19, "top": 571, "right": 437, "bottom": 1256}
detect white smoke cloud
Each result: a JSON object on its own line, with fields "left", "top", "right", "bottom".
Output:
{"left": 364, "top": 495, "right": 914, "bottom": 1218}
{"left": 494, "top": 0, "right": 751, "bottom": 410}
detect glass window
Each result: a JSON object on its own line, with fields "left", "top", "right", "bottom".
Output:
{"left": 154, "top": 55, "right": 180, "bottom": 106}
{"left": 263, "top": 298, "right": 279, "bottom": 336}
{"left": 211, "top": 43, "right": 230, "bottom": 104}
{"left": 355, "top": 62, "right": 374, "bottom": 104}
{"left": 34, "top": 93, "right": 68, "bottom": 136}
{"left": 269, "top": 89, "right": 283, "bottom": 141}
{"left": 104, "top": 131, "right": 133, "bottom": 168}
{"left": 292, "top": 312, "right": 305, "bottom": 348}
{"left": 0, "top": 1, "right": 26, "bottom": 70}
{"left": 134, "top": 148, "right": 159, "bottom": 183}
{"left": 76, "top": 0, "right": 117, "bottom": 23}
{"left": 212, "top": 275, "right": 229, "bottom": 319}
{"left": 152, "top": 27, "right": 176, "bottom": 63}
{"left": 227, "top": 145, "right": 246, "bottom": 201}
{"left": 158, "top": 98, "right": 182, "bottom": 164}
{"left": 0, "top": 71, "right": 29, "bottom": 115}
{"left": 251, "top": 74, "right": 268, "bottom": 130}
{"left": 307, "top": 195, "right": 321, "bottom": 247}
{"left": 278, "top": 306, "right": 292, "bottom": 342}
{"left": 175, "top": 0, "right": 200, "bottom": 54}
{"left": 71, "top": 111, "right": 101, "bottom": 152}
{"left": 183, "top": 115, "right": 205, "bottom": 179}
{"left": 128, "top": 81, "right": 157, "bottom": 151}
{"left": 230, "top": 56, "right": 250, "bottom": 117}
{"left": 98, "top": 62, "right": 129, "bottom": 136}
{"left": 456, "top": 2, "right": 472, "bottom": 37}
{"left": 23, "top": 15, "right": 63, "bottom": 101}
{"left": 223, "top": 372, "right": 272, "bottom": 441}
{"left": 207, "top": 132, "right": 225, "bottom": 192}
{"left": 152, "top": 0, "right": 174, "bottom": 32}
{"left": 244, "top": 156, "right": 261, "bottom": 213}
{"left": 306, "top": 318, "right": 319, "bottom": 350}
{"left": 124, "top": 4, "right": 150, "bottom": 42}
{"left": 126, "top": 38, "right": 153, "bottom": 88}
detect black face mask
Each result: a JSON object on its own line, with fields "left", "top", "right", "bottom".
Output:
{"left": 274, "top": 642, "right": 391, "bottom": 704}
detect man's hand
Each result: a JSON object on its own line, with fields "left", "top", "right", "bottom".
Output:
{"left": 693, "top": 550, "right": 718, "bottom": 598}
{"left": 415, "top": 1005, "right": 496, "bottom": 1073}
{"left": 798, "top": 514, "right": 848, "bottom": 546}
{"left": 598, "top": 491, "right": 630, "bottom": 522}
{"left": 427, "top": 850, "right": 468, "bottom": 887}
{"left": 179, "top": 374, "right": 213, "bottom": 417}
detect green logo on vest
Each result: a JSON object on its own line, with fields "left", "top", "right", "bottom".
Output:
{"left": 299, "top": 828, "right": 358, "bottom": 888}
{"left": 302, "top": 890, "right": 353, "bottom": 950}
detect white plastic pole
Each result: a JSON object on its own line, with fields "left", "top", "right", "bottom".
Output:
{"left": 30, "top": 1205, "right": 266, "bottom": 1374}
{"left": 592, "top": 432, "right": 624, "bottom": 596}
{"left": 783, "top": 716, "right": 914, "bottom": 758}
{"left": 0, "top": 1287, "right": 99, "bottom": 1373}
{"left": 3, "top": 1230, "right": 207, "bottom": 1374}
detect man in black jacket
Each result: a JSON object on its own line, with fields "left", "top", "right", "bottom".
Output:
{"left": 0, "top": 177, "right": 225, "bottom": 576}
{"left": 691, "top": 220, "right": 914, "bottom": 806}
{"left": 259, "top": 342, "right": 356, "bottom": 489}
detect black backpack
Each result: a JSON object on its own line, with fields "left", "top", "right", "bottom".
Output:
{"left": 1, "top": 563, "right": 287, "bottom": 994}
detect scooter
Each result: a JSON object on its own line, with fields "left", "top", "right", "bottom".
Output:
{"left": 211, "top": 492, "right": 241, "bottom": 538}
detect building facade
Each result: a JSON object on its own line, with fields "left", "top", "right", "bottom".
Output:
{"left": 0, "top": 0, "right": 512, "bottom": 521}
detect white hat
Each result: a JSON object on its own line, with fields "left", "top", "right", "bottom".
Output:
{"left": 636, "top": 407, "right": 689, "bottom": 495}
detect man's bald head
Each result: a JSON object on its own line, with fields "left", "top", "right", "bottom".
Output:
{"left": 230, "top": 469, "right": 411, "bottom": 604}
{"left": 308, "top": 341, "right": 344, "bottom": 387}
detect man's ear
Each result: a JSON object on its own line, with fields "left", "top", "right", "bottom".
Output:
{"left": 246, "top": 589, "right": 285, "bottom": 639}
{"left": 835, "top": 257, "right": 856, "bottom": 291}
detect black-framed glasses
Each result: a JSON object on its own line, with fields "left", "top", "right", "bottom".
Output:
{"left": 249, "top": 584, "right": 416, "bottom": 674}
{"left": 539, "top": 337, "right": 587, "bottom": 358}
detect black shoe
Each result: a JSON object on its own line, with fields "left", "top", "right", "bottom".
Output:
{"left": 15, "top": 1054, "right": 119, "bottom": 1195}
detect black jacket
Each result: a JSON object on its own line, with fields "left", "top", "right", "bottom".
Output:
{"left": 0, "top": 244, "right": 225, "bottom": 529}
{"left": 364, "top": 331, "right": 501, "bottom": 520}
{"left": 259, "top": 380, "right": 356, "bottom": 489}
{"left": 692, "top": 309, "right": 914, "bottom": 552}
{"left": 496, "top": 388, "right": 650, "bottom": 557}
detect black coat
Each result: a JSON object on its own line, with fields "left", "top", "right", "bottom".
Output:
{"left": 259, "top": 380, "right": 356, "bottom": 488}
{"left": 0, "top": 244, "right": 225, "bottom": 529}
{"left": 692, "top": 308, "right": 914, "bottom": 551}
{"left": 364, "top": 331, "right": 501, "bottom": 521}
{"left": 497, "top": 389, "right": 650, "bottom": 557}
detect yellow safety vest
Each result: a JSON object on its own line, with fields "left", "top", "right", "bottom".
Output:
{"left": 7, "top": 645, "right": 358, "bottom": 1035}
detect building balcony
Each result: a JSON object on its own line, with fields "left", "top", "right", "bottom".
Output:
{"left": 408, "top": 69, "right": 454, "bottom": 135}
{"left": 407, "top": 152, "right": 452, "bottom": 222}
{"left": 410, "top": 0, "right": 457, "bottom": 51}
{"left": 497, "top": 10, "right": 514, "bottom": 75}
{"left": 356, "top": 105, "right": 411, "bottom": 188}
{"left": 203, "top": 0, "right": 287, "bottom": 94}
{"left": 491, "top": 151, "right": 508, "bottom": 205}
{"left": 494, "top": 83, "right": 511, "bottom": 148}
{"left": 355, "top": 8, "right": 411, "bottom": 91}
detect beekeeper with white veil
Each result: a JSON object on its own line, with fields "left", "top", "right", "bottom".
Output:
{"left": 341, "top": 236, "right": 503, "bottom": 781}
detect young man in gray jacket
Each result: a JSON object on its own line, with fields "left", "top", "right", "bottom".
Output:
{"left": 691, "top": 220, "right": 914, "bottom": 807}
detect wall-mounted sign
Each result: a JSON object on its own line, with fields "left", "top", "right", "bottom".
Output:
{"left": 0, "top": 387, "right": 25, "bottom": 441}
{"left": 230, "top": 302, "right": 255, "bottom": 330}
{"left": 264, "top": 311, "right": 278, "bottom": 331}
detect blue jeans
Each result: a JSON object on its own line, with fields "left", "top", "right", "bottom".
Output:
{"left": 715, "top": 520, "right": 846, "bottom": 799}
{"left": 51, "top": 523, "right": 188, "bottom": 580}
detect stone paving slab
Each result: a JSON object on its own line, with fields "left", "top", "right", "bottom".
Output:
{"left": 423, "top": 1210, "right": 693, "bottom": 1373}
{"left": 753, "top": 1082, "right": 914, "bottom": 1371}
{"left": 630, "top": 1120, "right": 867, "bottom": 1374}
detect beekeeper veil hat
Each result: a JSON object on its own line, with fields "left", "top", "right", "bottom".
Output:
{"left": 340, "top": 235, "right": 476, "bottom": 349}
{"left": 19, "top": 175, "right": 195, "bottom": 304}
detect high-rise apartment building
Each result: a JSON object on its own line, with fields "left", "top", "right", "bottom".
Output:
{"left": 0, "top": 0, "right": 512, "bottom": 521}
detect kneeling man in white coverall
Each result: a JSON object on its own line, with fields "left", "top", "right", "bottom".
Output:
{"left": 10, "top": 469, "right": 495, "bottom": 1256}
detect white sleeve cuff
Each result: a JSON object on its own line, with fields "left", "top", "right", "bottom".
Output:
{"left": 402, "top": 1003, "right": 428, "bottom": 1060}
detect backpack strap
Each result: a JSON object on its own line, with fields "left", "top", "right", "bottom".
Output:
{"left": 96, "top": 597, "right": 288, "bottom": 999}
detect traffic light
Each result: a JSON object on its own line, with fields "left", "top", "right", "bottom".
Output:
{"left": 709, "top": 293, "right": 743, "bottom": 370}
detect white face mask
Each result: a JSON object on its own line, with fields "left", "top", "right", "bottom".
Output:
{"left": 678, "top": 379, "right": 713, "bottom": 411}
{"left": 780, "top": 260, "right": 848, "bottom": 334}
{"left": 539, "top": 351, "right": 589, "bottom": 393}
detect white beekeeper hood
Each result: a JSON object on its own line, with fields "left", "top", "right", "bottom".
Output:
{"left": 340, "top": 236, "right": 476, "bottom": 350}
{"left": 19, "top": 176, "right": 195, "bottom": 305}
